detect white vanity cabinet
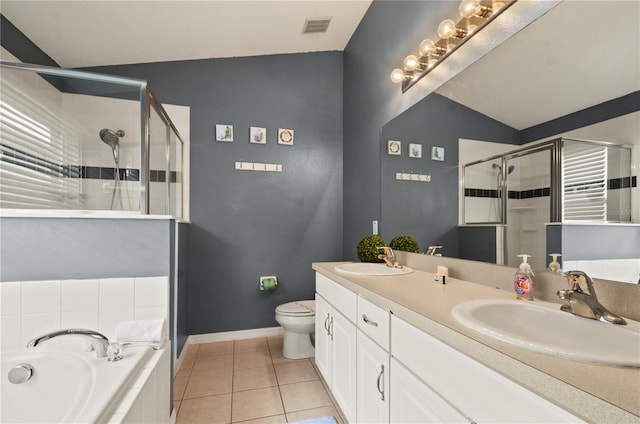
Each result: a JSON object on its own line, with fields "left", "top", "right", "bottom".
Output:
{"left": 391, "top": 316, "right": 583, "bottom": 424}
{"left": 356, "top": 297, "right": 390, "bottom": 423}
{"left": 315, "top": 273, "right": 357, "bottom": 423}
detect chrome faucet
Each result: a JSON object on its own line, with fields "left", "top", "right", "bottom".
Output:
{"left": 425, "top": 245, "right": 442, "bottom": 256}
{"left": 27, "top": 328, "right": 111, "bottom": 357}
{"left": 556, "top": 271, "right": 626, "bottom": 325}
{"left": 377, "top": 246, "right": 402, "bottom": 268}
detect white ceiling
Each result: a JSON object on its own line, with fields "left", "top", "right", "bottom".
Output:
{"left": 0, "top": 0, "right": 372, "bottom": 68}
{"left": 436, "top": 0, "right": 640, "bottom": 130}
{"left": 2, "top": 1, "right": 638, "bottom": 131}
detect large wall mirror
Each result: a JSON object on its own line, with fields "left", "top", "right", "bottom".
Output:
{"left": 380, "top": 1, "right": 639, "bottom": 284}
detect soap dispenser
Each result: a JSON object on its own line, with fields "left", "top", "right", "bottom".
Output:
{"left": 548, "top": 253, "right": 562, "bottom": 272}
{"left": 514, "top": 254, "right": 535, "bottom": 301}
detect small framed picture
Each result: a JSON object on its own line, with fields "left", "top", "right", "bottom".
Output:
{"left": 216, "top": 124, "right": 234, "bottom": 142}
{"left": 387, "top": 140, "right": 401, "bottom": 155}
{"left": 278, "top": 128, "right": 294, "bottom": 145}
{"left": 409, "top": 143, "right": 422, "bottom": 158}
{"left": 431, "top": 146, "right": 445, "bottom": 161}
{"left": 250, "top": 127, "right": 266, "bottom": 144}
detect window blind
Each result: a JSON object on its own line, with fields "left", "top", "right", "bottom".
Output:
{"left": 0, "top": 76, "right": 82, "bottom": 209}
{"left": 562, "top": 142, "right": 607, "bottom": 221}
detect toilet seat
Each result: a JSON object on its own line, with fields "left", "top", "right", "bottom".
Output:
{"left": 276, "top": 300, "right": 315, "bottom": 316}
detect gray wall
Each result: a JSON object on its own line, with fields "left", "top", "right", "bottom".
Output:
{"left": 0, "top": 217, "right": 172, "bottom": 281}
{"left": 86, "top": 52, "right": 344, "bottom": 334}
{"left": 380, "top": 93, "right": 519, "bottom": 257}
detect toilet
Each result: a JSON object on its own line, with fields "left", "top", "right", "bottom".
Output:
{"left": 274, "top": 300, "right": 315, "bottom": 359}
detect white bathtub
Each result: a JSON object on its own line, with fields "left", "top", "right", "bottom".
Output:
{"left": 1, "top": 342, "right": 152, "bottom": 423}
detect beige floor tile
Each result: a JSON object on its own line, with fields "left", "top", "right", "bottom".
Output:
{"left": 231, "top": 386, "right": 284, "bottom": 422}
{"left": 178, "top": 393, "right": 232, "bottom": 424}
{"left": 192, "top": 353, "right": 234, "bottom": 374}
{"left": 279, "top": 380, "right": 332, "bottom": 413}
{"left": 233, "top": 414, "right": 286, "bottom": 424}
{"left": 234, "top": 337, "right": 268, "bottom": 352}
{"left": 274, "top": 361, "right": 319, "bottom": 385}
{"left": 174, "top": 376, "right": 188, "bottom": 401}
{"left": 198, "top": 340, "right": 234, "bottom": 357}
{"left": 233, "top": 366, "right": 278, "bottom": 392}
{"left": 267, "top": 336, "right": 307, "bottom": 365}
{"left": 286, "top": 405, "right": 342, "bottom": 424}
{"left": 176, "top": 356, "right": 195, "bottom": 378}
{"left": 234, "top": 350, "right": 272, "bottom": 370}
{"left": 184, "top": 344, "right": 200, "bottom": 359}
{"left": 183, "top": 370, "right": 233, "bottom": 399}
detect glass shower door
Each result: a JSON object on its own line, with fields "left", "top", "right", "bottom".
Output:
{"left": 504, "top": 149, "right": 552, "bottom": 270}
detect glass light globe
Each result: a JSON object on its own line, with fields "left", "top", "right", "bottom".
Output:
{"left": 403, "top": 55, "right": 419, "bottom": 71}
{"left": 418, "top": 39, "right": 435, "bottom": 57}
{"left": 459, "top": 0, "right": 479, "bottom": 18}
{"left": 438, "top": 19, "right": 457, "bottom": 39}
{"left": 390, "top": 68, "right": 405, "bottom": 84}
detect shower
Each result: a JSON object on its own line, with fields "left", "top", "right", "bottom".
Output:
{"left": 99, "top": 128, "right": 125, "bottom": 209}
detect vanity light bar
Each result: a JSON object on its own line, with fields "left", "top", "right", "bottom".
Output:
{"left": 390, "top": 0, "right": 515, "bottom": 92}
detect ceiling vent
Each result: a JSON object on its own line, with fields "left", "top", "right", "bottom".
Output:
{"left": 302, "top": 17, "right": 331, "bottom": 34}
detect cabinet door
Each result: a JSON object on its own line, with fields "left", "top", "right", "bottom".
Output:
{"left": 314, "top": 293, "right": 331, "bottom": 385}
{"left": 390, "top": 358, "right": 468, "bottom": 424}
{"left": 357, "top": 330, "right": 389, "bottom": 424}
{"left": 331, "top": 309, "right": 357, "bottom": 424}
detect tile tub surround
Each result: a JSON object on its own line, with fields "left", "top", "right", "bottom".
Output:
{"left": 312, "top": 261, "right": 640, "bottom": 423}
{"left": 0, "top": 276, "right": 169, "bottom": 350}
{"left": 173, "top": 336, "right": 346, "bottom": 424}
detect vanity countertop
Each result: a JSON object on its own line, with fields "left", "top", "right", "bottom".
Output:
{"left": 312, "top": 261, "right": 640, "bottom": 423}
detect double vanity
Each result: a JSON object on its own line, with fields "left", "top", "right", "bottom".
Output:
{"left": 312, "top": 259, "right": 640, "bottom": 424}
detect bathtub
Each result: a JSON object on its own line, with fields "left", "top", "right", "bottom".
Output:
{"left": 1, "top": 341, "right": 153, "bottom": 423}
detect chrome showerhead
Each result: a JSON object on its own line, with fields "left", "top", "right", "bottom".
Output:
{"left": 492, "top": 163, "right": 515, "bottom": 175}
{"left": 99, "top": 129, "right": 124, "bottom": 165}
{"left": 507, "top": 165, "right": 515, "bottom": 175}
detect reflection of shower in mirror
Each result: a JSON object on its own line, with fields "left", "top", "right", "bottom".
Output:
{"left": 99, "top": 128, "right": 125, "bottom": 210}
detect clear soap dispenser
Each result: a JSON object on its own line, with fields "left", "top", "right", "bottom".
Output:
{"left": 514, "top": 254, "right": 535, "bottom": 301}
{"left": 548, "top": 253, "right": 561, "bottom": 272}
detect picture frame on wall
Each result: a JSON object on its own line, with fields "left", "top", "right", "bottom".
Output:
{"left": 387, "top": 140, "right": 401, "bottom": 155}
{"left": 216, "top": 124, "right": 234, "bottom": 142}
{"left": 409, "top": 143, "right": 422, "bottom": 158}
{"left": 278, "top": 128, "right": 294, "bottom": 146}
{"left": 250, "top": 127, "right": 267, "bottom": 144}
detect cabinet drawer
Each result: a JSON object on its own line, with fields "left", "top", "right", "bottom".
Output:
{"left": 316, "top": 273, "right": 356, "bottom": 323}
{"left": 391, "top": 316, "right": 583, "bottom": 423}
{"left": 357, "top": 296, "right": 389, "bottom": 351}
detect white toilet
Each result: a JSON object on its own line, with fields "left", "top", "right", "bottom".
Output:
{"left": 274, "top": 300, "right": 315, "bottom": 359}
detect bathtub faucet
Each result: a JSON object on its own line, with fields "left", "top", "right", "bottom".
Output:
{"left": 27, "top": 328, "right": 111, "bottom": 358}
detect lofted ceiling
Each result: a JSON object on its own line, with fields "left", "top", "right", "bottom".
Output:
{"left": 1, "top": 1, "right": 637, "bottom": 131}
{"left": 0, "top": 0, "right": 372, "bottom": 68}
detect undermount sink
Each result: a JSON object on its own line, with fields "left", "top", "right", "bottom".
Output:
{"left": 452, "top": 299, "right": 640, "bottom": 367}
{"left": 334, "top": 262, "right": 413, "bottom": 276}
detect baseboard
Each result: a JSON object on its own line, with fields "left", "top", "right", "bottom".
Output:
{"left": 188, "top": 326, "right": 284, "bottom": 345}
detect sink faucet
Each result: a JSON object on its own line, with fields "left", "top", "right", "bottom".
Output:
{"left": 425, "top": 245, "right": 442, "bottom": 256}
{"left": 556, "top": 271, "right": 626, "bottom": 325}
{"left": 377, "top": 246, "right": 402, "bottom": 268}
{"left": 27, "top": 328, "right": 111, "bottom": 357}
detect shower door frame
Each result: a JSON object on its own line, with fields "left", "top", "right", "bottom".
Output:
{"left": 0, "top": 61, "right": 186, "bottom": 217}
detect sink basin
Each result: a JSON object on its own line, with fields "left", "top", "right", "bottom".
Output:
{"left": 452, "top": 299, "right": 640, "bottom": 367}
{"left": 334, "top": 263, "right": 413, "bottom": 276}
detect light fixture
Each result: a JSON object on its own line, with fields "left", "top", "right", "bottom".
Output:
{"left": 390, "top": 0, "right": 514, "bottom": 92}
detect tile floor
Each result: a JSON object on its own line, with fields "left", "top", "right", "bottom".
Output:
{"left": 173, "top": 335, "right": 345, "bottom": 424}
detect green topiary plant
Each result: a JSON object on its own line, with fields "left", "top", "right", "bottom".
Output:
{"left": 356, "top": 234, "right": 387, "bottom": 263}
{"left": 389, "top": 235, "right": 420, "bottom": 253}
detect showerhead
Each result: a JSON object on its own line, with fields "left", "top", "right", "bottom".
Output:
{"left": 99, "top": 129, "right": 124, "bottom": 165}
{"left": 507, "top": 165, "right": 515, "bottom": 175}
{"left": 492, "top": 163, "right": 516, "bottom": 175}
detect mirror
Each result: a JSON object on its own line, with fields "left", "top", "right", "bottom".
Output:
{"left": 380, "top": 1, "right": 639, "bottom": 284}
